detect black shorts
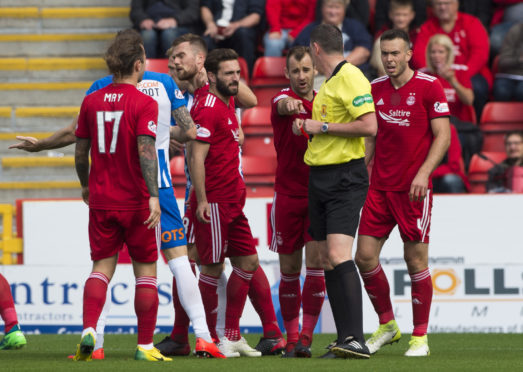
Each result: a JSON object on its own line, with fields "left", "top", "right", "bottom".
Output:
{"left": 308, "top": 158, "right": 368, "bottom": 241}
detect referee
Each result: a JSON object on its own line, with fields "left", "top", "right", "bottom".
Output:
{"left": 293, "top": 23, "right": 377, "bottom": 359}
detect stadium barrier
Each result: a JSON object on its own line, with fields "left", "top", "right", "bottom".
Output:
{"left": 0, "top": 203, "right": 22, "bottom": 265}
{"left": 2, "top": 195, "right": 522, "bottom": 334}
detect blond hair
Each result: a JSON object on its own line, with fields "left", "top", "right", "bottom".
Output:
{"left": 426, "top": 34, "right": 455, "bottom": 73}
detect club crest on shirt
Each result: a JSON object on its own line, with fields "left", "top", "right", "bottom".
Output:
{"left": 147, "top": 120, "right": 157, "bottom": 133}
{"left": 175, "top": 89, "right": 184, "bottom": 99}
{"left": 434, "top": 101, "right": 449, "bottom": 113}
{"left": 406, "top": 94, "right": 416, "bottom": 105}
{"left": 321, "top": 104, "right": 327, "bottom": 118}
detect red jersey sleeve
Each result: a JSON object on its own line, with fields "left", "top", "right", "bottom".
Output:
{"left": 425, "top": 79, "right": 450, "bottom": 120}
{"left": 135, "top": 96, "right": 158, "bottom": 138}
{"left": 266, "top": 0, "right": 282, "bottom": 33}
{"left": 463, "top": 14, "right": 489, "bottom": 77}
{"left": 193, "top": 106, "right": 216, "bottom": 144}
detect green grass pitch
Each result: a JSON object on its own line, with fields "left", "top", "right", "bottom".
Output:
{"left": 0, "top": 333, "right": 522, "bottom": 371}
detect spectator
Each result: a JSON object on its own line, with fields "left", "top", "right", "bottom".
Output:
{"left": 493, "top": 22, "right": 523, "bottom": 102}
{"left": 370, "top": 0, "right": 420, "bottom": 77}
{"left": 264, "top": 0, "right": 317, "bottom": 57}
{"left": 130, "top": 0, "right": 199, "bottom": 58}
{"left": 293, "top": 0, "right": 372, "bottom": 75}
{"left": 315, "top": 0, "right": 370, "bottom": 26}
{"left": 412, "top": 0, "right": 492, "bottom": 121}
{"left": 374, "top": 0, "right": 427, "bottom": 33}
{"left": 487, "top": 131, "right": 523, "bottom": 192}
{"left": 200, "top": 0, "right": 264, "bottom": 73}
{"left": 424, "top": 34, "right": 475, "bottom": 122}
{"left": 432, "top": 124, "right": 470, "bottom": 193}
{"left": 490, "top": 0, "right": 523, "bottom": 56}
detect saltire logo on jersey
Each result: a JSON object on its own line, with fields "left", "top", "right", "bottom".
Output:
{"left": 352, "top": 93, "right": 373, "bottom": 107}
{"left": 378, "top": 111, "right": 410, "bottom": 126}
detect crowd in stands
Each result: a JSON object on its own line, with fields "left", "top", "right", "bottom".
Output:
{"left": 130, "top": 0, "right": 523, "bottom": 194}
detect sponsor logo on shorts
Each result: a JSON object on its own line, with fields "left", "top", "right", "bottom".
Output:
{"left": 148, "top": 121, "right": 157, "bottom": 133}
{"left": 434, "top": 101, "right": 449, "bottom": 113}
{"left": 197, "top": 126, "right": 211, "bottom": 138}
{"left": 352, "top": 94, "right": 373, "bottom": 107}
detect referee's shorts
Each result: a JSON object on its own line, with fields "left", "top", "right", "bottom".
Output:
{"left": 308, "top": 157, "right": 368, "bottom": 241}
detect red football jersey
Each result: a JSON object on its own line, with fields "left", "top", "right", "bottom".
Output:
{"left": 271, "top": 88, "right": 314, "bottom": 197}
{"left": 76, "top": 83, "right": 158, "bottom": 210}
{"left": 428, "top": 68, "right": 474, "bottom": 122}
{"left": 191, "top": 90, "right": 244, "bottom": 203}
{"left": 370, "top": 71, "right": 450, "bottom": 191}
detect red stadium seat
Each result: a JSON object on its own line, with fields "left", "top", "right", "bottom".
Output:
{"left": 146, "top": 58, "right": 169, "bottom": 74}
{"left": 238, "top": 56, "right": 250, "bottom": 85}
{"left": 242, "top": 135, "right": 276, "bottom": 157}
{"left": 242, "top": 155, "right": 276, "bottom": 196}
{"left": 480, "top": 102, "right": 523, "bottom": 125}
{"left": 468, "top": 151, "right": 506, "bottom": 193}
{"left": 480, "top": 102, "right": 523, "bottom": 152}
{"left": 242, "top": 106, "right": 272, "bottom": 135}
{"left": 253, "top": 87, "right": 285, "bottom": 107}
{"left": 251, "top": 57, "right": 288, "bottom": 87}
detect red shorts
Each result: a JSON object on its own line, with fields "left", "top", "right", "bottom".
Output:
{"left": 358, "top": 188, "right": 433, "bottom": 243}
{"left": 183, "top": 199, "right": 196, "bottom": 245}
{"left": 190, "top": 191, "right": 256, "bottom": 265}
{"left": 269, "top": 192, "right": 312, "bottom": 254}
{"left": 89, "top": 208, "right": 160, "bottom": 262}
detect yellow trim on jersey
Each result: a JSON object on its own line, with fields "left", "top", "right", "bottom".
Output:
{"left": 304, "top": 63, "right": 375, "bottom": 166}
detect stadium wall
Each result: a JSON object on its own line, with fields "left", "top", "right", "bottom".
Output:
{"left": 1, "top": 195, "right": 522, "bottom": 334}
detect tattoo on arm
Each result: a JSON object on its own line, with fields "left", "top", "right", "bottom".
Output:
{"left": 75, "top": 138, "right": 91, "bottom": 187}
{"left": 172, "top": 106, "right": 196, "bottom": 133}
{"left": 137, "top": 135, "right": 159, "bottom": 198}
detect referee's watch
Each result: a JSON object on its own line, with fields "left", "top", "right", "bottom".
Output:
{"left": 321, "top": 122, "right": 329, "bottom": 133}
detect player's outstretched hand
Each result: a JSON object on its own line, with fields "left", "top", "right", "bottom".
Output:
{"left": 285, "top": 98, "right": 304, "bottom": 115}
{"left": 145, "top": 196, "right": 161, "bottom": 229}
{"left": 409, "top": 174, "right": 428, "bottom": 202}
{"left": 8, "top": 136, "right": 41, "bottom": 152}
{"left": 196, "top": 201, "right": 211, "bottom": 224}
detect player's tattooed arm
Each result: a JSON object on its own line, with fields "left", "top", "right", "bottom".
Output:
{"left": 171, "top": 106, "right": 197, "bottom": 142}
{"left": 75, "top": 137, "right": 91, "bottom": 204}
{"left": 137, "top": 135, "right": 159, "bottom": 198}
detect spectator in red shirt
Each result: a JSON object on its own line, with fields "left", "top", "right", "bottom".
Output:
{"left": 412, "top": 0, "right": 491, "bottom": 121}
{"left": 424, "top": 34, "right": 475, "bottom": 122}
{"left": 264, "top": 0, "right": 317, "bottom": 56}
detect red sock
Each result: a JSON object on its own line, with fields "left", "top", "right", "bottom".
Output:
{"left": 360, "top": 264, "right": 395, "bottom": 324}
{"left": 300, "top": 268, "right": 325, "bottom": 344}
{"left": 224, "top": 267, "right": 254, "bottom": 341}
{"left": 410, "top": 268, "right": 432, "bottom": 336}
{"left": 170, "top": 276, "right": 189, "bottom": 343}
{"left": 248, "top": 266, "right": 282, "bottom": 338}
{"left": 199, "top": 273, "right": 219, "bottom": 341}
{"left": 83, "top": 272, "right": 109, "bottom": 330}
{"left": 279, "top": 272, "right": 301, "bottom": 344}
{"left": 0, "top": 274, "right": 18, "bottom": 333}
{"left": 135, "top": 276, "right": 158, "bottom": 345}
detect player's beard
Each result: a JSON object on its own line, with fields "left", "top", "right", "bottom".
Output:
{"left": 177, "top": 65, "right": 198, "bottom": 81}
{"left": 216, "top": 78, "right": 239, "bottom": 97}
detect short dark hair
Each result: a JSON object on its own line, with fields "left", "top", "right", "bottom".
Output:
{"left": 390, "top": 0, "right": 414, "bottom": 10}
{"left": 168, "top": 33, "right": 208, "bottom": 57}
{"left": 104, "top": 29, "right": 144, "bottom": 80}
{"left": 310, "top": 23, "right": 343, "bottom": 55}
{"left": 380, "top": 29, "right": 411, "bottom": 49}
{"left": 204, "top": 48, "right": 238, "bottom": 75}
{"left": 286, "top": 46, "right": 312, "bottom": 69}
{"left": 505, "top": 131, "right": 523, "bottom": 143}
